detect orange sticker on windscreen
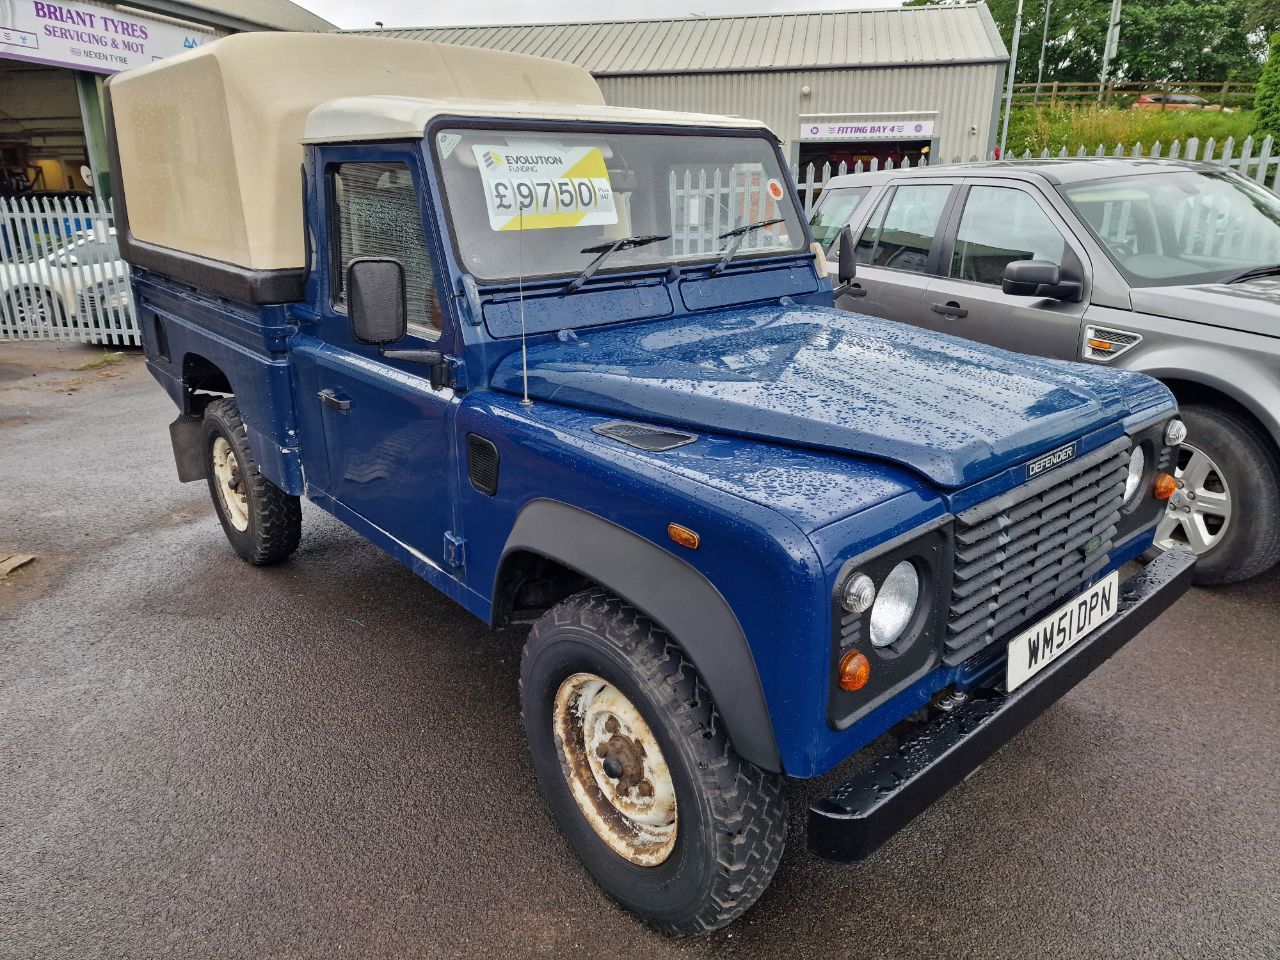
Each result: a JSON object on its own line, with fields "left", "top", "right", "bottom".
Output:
{"left": 767, "top": 178, "right": 785, "bottom": 200}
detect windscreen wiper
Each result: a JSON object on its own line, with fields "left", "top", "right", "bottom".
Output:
{"left": 565, "top": 234, "right": 670, "bottom": 293}
{"left": 711, "top": 218, "right": 785, "bottom": 275}
{"left": 1223, "top": 263, "right": 1280, "bottom": 284}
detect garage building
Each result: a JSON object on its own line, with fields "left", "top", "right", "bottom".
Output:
{"left": 359, "top": 4, "right": 1010, "bottom": 174}
{"left": 0, "top": 0, "right": 332, "bottom": 200}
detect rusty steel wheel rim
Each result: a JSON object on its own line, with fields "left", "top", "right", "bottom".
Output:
{"left": 211, "top": 436, "right": 250, "bottom": 532}
{"left": 552, "top": 672, "right": 677, "bottom": 866}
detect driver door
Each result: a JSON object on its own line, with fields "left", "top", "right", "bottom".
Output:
{"left": 291, "top": 149, "right": 459, "bottom": 574}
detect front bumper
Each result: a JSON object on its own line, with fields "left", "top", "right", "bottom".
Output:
{"left": 808, "top": 546, "right": 1196, "bottom": 863}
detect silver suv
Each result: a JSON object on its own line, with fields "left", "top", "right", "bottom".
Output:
{"left": 814, "top": 158, "right": 1280, "bottom": 585}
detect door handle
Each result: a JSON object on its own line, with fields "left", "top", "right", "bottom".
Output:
{"left": 318, "top": 388, "right": 351, "bottom": 412}
{"left": 844, "top": 282, "right": 867, "bottom": 298}
{"left": 931, "top": 301, "right": 968, "bottom": 319}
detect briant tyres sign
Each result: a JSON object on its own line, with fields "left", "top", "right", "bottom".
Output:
{"left": 0, "top": 0, "right": 216, "bottom": 74}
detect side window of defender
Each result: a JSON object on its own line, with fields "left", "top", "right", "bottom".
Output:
{"left": 330, "top": 161, "right": 442, "bottom": 339}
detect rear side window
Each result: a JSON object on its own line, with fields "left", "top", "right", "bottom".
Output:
{"left": 950, "top": 186, "right": 1066, "bottom": 285}
{"left": 854, "top": 184, "right": 951, "bottom": 274}
{"left": 330, "top": 161, "right": 440, "bottom": 339}
{"left": 808, "top": 186, "right": 871, "bottom": 252}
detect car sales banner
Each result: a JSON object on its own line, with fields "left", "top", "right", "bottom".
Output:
{"left": 0, "top": 0, "right": 217, "bottom": 74}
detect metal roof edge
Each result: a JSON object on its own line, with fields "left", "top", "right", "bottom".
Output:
{"left": 592, "top": 58, "right": 1010, "bottom": 79}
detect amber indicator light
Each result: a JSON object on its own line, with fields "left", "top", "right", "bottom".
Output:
{"left": 1154, "top": 472, "right": 1177, "bottom": 500}
{"left": 668, "top": 523, "right": 700, "bottom": 550}
{"left": 1087, "top": 338, "right": 1113, "bottom": 352}
{"left": 838, "top": 650, "right": 871, "bottom": 691}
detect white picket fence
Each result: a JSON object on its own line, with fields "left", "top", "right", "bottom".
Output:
{"left": 0, "top": 196, "right": 139, "bottom": 345}
{"left": 791, "top": 133, "right": 1280, "bottom": 214}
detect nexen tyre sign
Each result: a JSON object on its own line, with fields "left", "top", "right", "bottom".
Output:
{"left": 0, "top": 0, "right": 217, "bottom": 73}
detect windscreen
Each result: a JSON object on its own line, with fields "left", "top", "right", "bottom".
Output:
{"left": 433, "top": 126, "right": 806, "bottom": 283}
{"left": 1059, "top": 170, "right": 1280, "bottom": 287}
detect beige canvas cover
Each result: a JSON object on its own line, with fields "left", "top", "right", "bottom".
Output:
{"left": 107, "top": 33, "right": 605, "bottom": 272}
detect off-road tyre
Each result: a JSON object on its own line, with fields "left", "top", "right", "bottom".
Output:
{"left": 201, "top": 397, "right": 301, "bottom": 565}
{"left": 520, "top": 589, "right": 786, "bottom": 937}
{"left": 1161, "top": 404, "right": 1280, "bottom": 585}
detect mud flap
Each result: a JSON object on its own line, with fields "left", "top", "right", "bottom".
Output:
{"left": 169, "top": 414, "right": 206, "bottom": 482}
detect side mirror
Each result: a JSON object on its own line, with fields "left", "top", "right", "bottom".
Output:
{"left": 347, "top": 257, "right": 407, "bottom": 345}
{"left": 1002, "top": 259, "right": 1082, "bottom": 301}
{"left": 836, "top": 225, "right": 857, "bottom": 285}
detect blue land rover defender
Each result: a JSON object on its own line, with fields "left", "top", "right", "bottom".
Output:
{"left": 106, "top": 34, "right": 1195, "bottom": 936}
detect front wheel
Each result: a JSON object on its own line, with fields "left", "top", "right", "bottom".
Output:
{"left": 520, "top": 590, "right": 786, "bottom": 937}
{"left": 201, "top": 397, "right": 301, "bottom": 565}
{"left": 1153, "top": 404, "right": 1280, "bottom": 585}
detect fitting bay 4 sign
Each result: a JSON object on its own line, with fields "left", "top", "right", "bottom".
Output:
{"left": 107, "top": 33, "right": 1196, "bottom": 938}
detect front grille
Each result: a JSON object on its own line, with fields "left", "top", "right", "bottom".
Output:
{"left": 944, "top": 436, "right": 1130, "bottom": 665}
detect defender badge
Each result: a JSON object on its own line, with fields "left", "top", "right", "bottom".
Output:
{"left": 1027, "top": 442, "right": 1077, "bottom": 480}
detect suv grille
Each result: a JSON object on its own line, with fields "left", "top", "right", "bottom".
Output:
{"left": 944, "top": 436, "right": 1130, "bottom": 665}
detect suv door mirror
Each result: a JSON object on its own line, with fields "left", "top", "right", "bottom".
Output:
{"left": 347, "top": 257, "right": 407, "bottom": 344}
{"left": 1002, "top": 259, "right": 1082, "bottom": 301}
{"left": 836, "top": 225, "right": 857, "bottom": 285}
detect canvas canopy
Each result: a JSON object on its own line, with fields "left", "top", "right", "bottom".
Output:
{"left": 106, "top": 33, "right": 605, "bottom": 273}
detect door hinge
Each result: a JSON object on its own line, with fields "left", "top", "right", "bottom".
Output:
{"left": 443, "top": 531, "right": 466, "bottom": 569}
{"left": 445, "top": 356, "right": 468, "bottom": 392}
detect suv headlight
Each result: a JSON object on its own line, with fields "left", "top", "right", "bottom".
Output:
{"left": 869, "top": 560, "right": 920, "bottom": 647}
{"left": 1123, "top": 445, "right": 1146, "bottom": 506}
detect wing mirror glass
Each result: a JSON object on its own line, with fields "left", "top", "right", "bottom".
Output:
{"left": 1001, "top": 259, "right": 1082, "bottom": 301}
{"left": 347, "top": 257, "right": 407, "bottom": 345}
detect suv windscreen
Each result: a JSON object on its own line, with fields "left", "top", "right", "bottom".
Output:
{"left": 1060, "top": 170, "right": 1280, "bottom": 287}
{"left": 433, "top": 126, "right": 806, "bottom": 284}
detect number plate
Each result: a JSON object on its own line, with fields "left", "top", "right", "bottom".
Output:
{"left": 1005, "top": 571, "right": 1119, "bottom": 691}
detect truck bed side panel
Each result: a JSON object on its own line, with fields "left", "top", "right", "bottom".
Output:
{"left": 133, "top": 272, "right": 304, "bottom": 495}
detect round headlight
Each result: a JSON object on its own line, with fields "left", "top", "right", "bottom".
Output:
{"left": 1124, "top": 445, "right": 1145, "bottom": 505}
{"left": 1165, "top": 418, "right": 1187, "bottom": 447}
{"left": 869, "top": 560, "right": 920, "bottom": 647}
{"left": 841, "top": 573, "right": 876, "bottom": 614}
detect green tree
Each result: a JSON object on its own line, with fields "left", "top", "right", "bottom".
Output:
{"left": 905, "top": 0, "right": 1268, "bottom": 84}
{"left": 1257, "top": 33, "right": 1280, "bottom": 141}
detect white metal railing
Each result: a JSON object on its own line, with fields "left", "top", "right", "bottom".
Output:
{"left": 792, "top": 133, "right": 1280, "bottom": 214}
{"left": 0, "top": 196, "right": 139, "bottom": 345}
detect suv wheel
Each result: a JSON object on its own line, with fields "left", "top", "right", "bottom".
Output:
{"left": 201, "top": 397, "right": 302, "bottom": 565}
{"left": 1154, "top": 404, "right": 1280, "bottom": 585}
{"left": 520, "top": 590, "right": 786, "bottom": 936}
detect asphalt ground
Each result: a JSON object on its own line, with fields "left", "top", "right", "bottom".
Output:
{"left": 2, "top": 342, "right": 1277, "bottom": 960}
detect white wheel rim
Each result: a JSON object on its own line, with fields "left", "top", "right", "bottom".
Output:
{"left": 211, "top": 436, "right": 250, "bottom": 532}
{"left": 552, "top": 672, "right": 678, "bottom": 866}
{"left": 1154, "top": 442, "right": 1232, "bottom": 556}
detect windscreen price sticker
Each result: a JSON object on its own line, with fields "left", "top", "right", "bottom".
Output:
{"left": 473, "top": 143, "right": 617, "bottom": 231}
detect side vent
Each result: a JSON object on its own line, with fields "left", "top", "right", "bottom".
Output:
{"left": 592, "top": 421, "right": 698, "bottom": 452}
{"left": 467, "top": 434, "right": 500, "bottom": 496}
{"left": 151, "top": 313, "right": 170, "bottom": 362}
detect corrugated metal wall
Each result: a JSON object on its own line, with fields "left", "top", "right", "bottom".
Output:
{"left": 597, "top": 63, "right": 1003, "bottom": 165}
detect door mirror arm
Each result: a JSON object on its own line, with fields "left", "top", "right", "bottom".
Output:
{"left": 380, "top": 347, "right": 449, "bottom": 390}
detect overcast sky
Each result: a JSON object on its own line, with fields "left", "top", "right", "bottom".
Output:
{"left": 295, "top": 0, "right": 903, "bottom": 30}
